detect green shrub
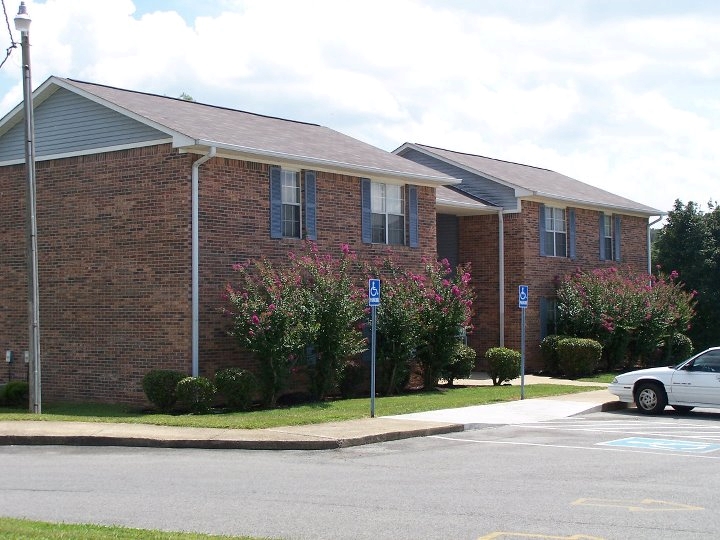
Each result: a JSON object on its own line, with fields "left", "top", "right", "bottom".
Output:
{"left": 666, "top": 333, "right": 694, "bottom": 364}
{"left": 485, "top": 347, "right": 521, "bottom": 386}
{"left": 338, "top": 359, "right": 367, "bottom": 398}
{"left": 441, "top": 343, "right": 477, "bottom": 386}
{"left": 142, "top": 369, "right": 185, "bottom": 412}
{"left": 539, "top": 334, "right": 570, "bottom": 375}
{"left": 557, "top": 337, "right": 602, "bottom": 378}
{"left": 215, "top": 367, "right": 256, "bottom": 411}
{"left": 1, "top": 380, "right": 29, "bottom": 408}
{"left": 176, "top": 376, "right": 216, "bottom": 414}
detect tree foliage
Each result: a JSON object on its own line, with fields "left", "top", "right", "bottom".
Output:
{"left": 653, "top": 200, "right": 720, "bottom": 350}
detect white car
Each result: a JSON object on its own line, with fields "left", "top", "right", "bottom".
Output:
{"left": 608, "top": 347, "right": 720, "bottom": 414}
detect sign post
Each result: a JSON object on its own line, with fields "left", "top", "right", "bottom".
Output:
{"left": 518, "top": 285, "right": 528, "bottom": 400}
{"left": 368, "top": 279, "right": 380, "bottom": 417}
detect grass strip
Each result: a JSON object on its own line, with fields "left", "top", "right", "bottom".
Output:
{"left": 0, "top": 384, "right": 604, "bottom": 430}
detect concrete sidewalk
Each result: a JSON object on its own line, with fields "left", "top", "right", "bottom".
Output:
{"left": 0, "top": 376, "right": 626, "bottom": 451}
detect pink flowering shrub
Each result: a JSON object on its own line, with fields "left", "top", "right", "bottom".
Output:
{"left": 556, "top": 266, "right": 696, "bottom": 369}
{"left": 294, "top": 242, "right": 367, "bottom": 400}
{"left": 224, "top": 259, "right": 311, "bottom": 407}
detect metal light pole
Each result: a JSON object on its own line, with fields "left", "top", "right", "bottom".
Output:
{"left": 15, "top": 1, "right": 41, "bottom": 413}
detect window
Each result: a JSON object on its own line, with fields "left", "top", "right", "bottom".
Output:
{"left": 602, "top": 215, "right": 614, "bottom": 260}
{"left": 371, "top": 182, "right": 405, "bottom": 245}
{"left": 281, "top": 169, "right": 301, "bottom": 238}
{"left": 270, "top": 167, "right": 317, "bottom": 240}
{"left": 599, "top": 213, "right": 621, "bottom": 262}
{"left": 544, "top": 207, "right": 567, "bottom": 257}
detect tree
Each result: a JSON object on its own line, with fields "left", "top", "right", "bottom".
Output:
{"left": 653, "top": 200, "right": 720, "bottom": 350}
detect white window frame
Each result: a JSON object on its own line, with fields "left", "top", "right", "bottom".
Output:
{"left": 281, "top": 169, "right": 301, "bottom": 239}
{"left": 603, "top": 214, "right": 614, "bottom": 261}
{"left": 545, "top": 206, "right": 567, "bottom": 257}
{"left": 371, "top": 181, "right": 405, "bottom": 245}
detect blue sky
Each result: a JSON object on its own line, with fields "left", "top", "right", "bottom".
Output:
{"left": 1, "top": 0, "right": 719, "bottom": 218}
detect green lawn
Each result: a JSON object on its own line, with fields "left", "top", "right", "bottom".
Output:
{"left": 0, "top": 518, "right": 268, "bottom": 539}
{"left": 0, "top": 384, "right": 604, "bottom": 429}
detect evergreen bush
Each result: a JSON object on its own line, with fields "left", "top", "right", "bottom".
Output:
{"left": 215, "top": 367, "right": 256, "bottom": 411}
{"left": 142, "top": 369, "right": 185, "bottom": 412}
{"left": 557, "top": 337, "right": 602, "bottom": 378}
{"left": 485, "top": 347, "right": 521, "bottom": 386}
{"left": 176, "top": 376, "right": 216, "bottom": 414}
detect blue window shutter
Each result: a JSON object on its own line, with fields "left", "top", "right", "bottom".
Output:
{"left": 568, "top": 208, "right": 576, "bottom": 260}
{"left": 408, "top": 185, "right": 419, "bottom": 248}
{"left": 304, "top": 170, "right": 317, "bottom": 241}
{"left": 598, "top": 212, "right": 606, "bottom": 260}
{"left": 539, "top": 204, "right": 546, "bottom": 256}
{"left": 540, "top": 297, "right": 549, "bottom": 339}
{"left": 270, "top": 166, "right": 282, "bottom": 239}
{"left": 361, "top": 178, "right": 372, "bottom": 244}
{"left": 614, "top": 215, "right": 622, "bottom": 262}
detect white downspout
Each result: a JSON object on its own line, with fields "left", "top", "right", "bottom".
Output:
{"left": 191, "top": 147, "right": 217, "bottom": 377}
{"left": 498, "top": 208, "right": 505, "bottom": 347}
{"left": 647, "top": 216, "right": 662, "bottom": 275}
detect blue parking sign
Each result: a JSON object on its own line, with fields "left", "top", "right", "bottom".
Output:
{"left": 368, "top": 279, "right": 381, "bottom": 306}
{"left": 519, "top": 285, "right": 528, "bottom": 309}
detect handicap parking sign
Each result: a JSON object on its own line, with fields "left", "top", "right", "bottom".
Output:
{"left": 518, "top": 285, "right": 528, "bottom": 309}
{"left": 368, "top": 279, "right": 381, "bottom": 306}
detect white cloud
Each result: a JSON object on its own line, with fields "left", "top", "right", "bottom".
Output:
{"left": 1, "top": 0, "right": 719, "bottom": 217}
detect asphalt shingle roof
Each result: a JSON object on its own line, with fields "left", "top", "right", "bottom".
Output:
{"left": 411, "top": 143, "right": 662, "bottom": 215}
{"left": 55, "top": 78, "right": 456, "bottom": 185}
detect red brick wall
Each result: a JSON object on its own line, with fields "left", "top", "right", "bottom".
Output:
{"left": 458, "top": 201, "right": 650, "bottom": 371}
{"left": 0, "top": 145, "right": 437, "bottom": 404}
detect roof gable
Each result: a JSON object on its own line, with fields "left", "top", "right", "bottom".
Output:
{"left": 397, "top": 142, "right": 663, "bottom": 216}
{"left": 0, "top": 76, "right": 457, "bottom": 186}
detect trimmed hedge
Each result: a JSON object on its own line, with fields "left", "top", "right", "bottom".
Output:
{"left": 485, "top": 347, "right": 521, "bottom": 386}
{"left": 557, "top": 338, "right": 602, "bottom": 378}
{"left": 539, "top": 334, "right": 570, "bottom": 376}
{"left": 176, "top": 376, "right": 217, "bottom": 414}
{"left": 215, "top": 367, "right": 256, "bottom": 411}
{"left": 1, "top": 380, "right": 29, "bottom": 408}
{"left": 142, "top": 369, "right": 185, "bottom": 412}
{"left": 441, "top": 343, "right": 477, "bottom": 386}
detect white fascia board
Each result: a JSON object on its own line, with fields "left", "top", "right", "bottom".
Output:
{"left": 186, "top": 139, "right": 460, "bottom": 187}
{"left": 0, "top": 138, "right": 174, "bottom": 167}
{"left": 526, "top": 193, "right": 665, "bottom": 218}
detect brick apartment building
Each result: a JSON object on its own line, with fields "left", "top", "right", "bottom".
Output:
{"left": 394, "top": 143, "right": 663, "bottom": 370}
{"left": 0, "top": 77, "right": 455, "bottom": 404}
{"left": 1, "top": 77, "right": 663, "bottom": 404}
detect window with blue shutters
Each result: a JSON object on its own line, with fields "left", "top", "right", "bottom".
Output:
{"left": 362, "top": 179, "right": 414, "bottom": 246}
{"left": 270, "top": 166, "right": 317, "bottom": 240}
{"left": 599, "top": 213, "right": 622, "bottom": 261}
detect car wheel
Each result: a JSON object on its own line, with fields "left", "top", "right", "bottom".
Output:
{"left": 634, "top": 382, "right": 667, "bottom": 415}
{"left": 672, "top": 405, "right": 694, "bottom": 413}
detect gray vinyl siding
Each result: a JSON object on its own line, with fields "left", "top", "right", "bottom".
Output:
{"left": 398, "top": 148, "right": 518, "bottom": 210}
{"left": 0, "top": 88, "right": 168, "bottom": 162}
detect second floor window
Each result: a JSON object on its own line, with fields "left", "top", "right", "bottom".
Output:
{"left": 544, "top": 206, "right": 567, "bottom": 257}
{"left": 281, "top": 169, "right": 301, "bottom": 238}
{"left": 371, "top": 182, "right": 405, "bottom": 245}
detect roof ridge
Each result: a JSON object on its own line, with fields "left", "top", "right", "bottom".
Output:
{"left": 63, "top": 77, "right": 322, "bottom": 128}
{"left": 415, "top": 142, "right": 555, "bottom": 173}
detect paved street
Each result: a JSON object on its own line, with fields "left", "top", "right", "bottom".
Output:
{"left": 2, "top": 409, "right": 720, "bottom": 539}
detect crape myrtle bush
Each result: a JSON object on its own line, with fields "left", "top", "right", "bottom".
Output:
{"left": 224, "top": 244, "right": 476, "bottom": 405}
{"left": 485, "top": 347, "right": 521, "bottom": 386}
{"left": 176, "top": 376, "right": 216, "bottom": 414}
{"left": 556, "top": 338, "right": 602, "bottom": 378}
{"left": 142, "top": 369, "right": 185, "bottom": 412}
{"left": 215, "top": 367, "right": 257, "bottom": 411}
{"left": 556, "top": 266, "right": 695, "bottom": 370}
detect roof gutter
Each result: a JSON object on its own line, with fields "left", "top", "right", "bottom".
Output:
{"left": 191, "top": 147, "right": 217, "bottom": 377}
{"left": 188, "top": 139, "right": 459, "bottom": 186}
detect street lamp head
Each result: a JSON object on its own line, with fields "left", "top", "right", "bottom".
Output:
{"left": 14, "top": 2, "right": 31, "bottom": 34}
